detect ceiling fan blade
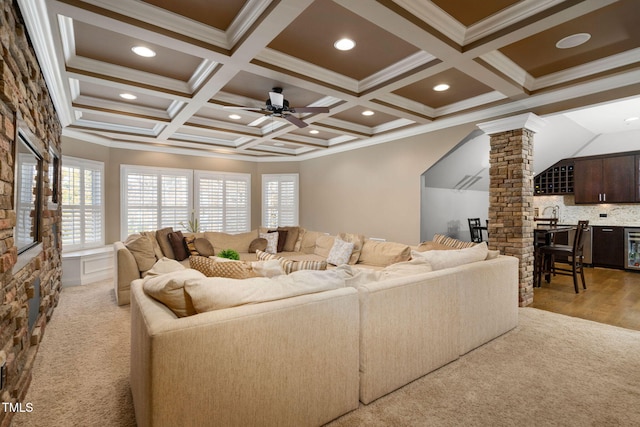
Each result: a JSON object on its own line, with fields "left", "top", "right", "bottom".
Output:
{"left": 290, "top": 107, "right": 330, "bottom": 113}
{"left": 269, "top": 91, "right": 284, "bottom": 108}
{"left": 223, "top": 106, "right": 264, "bottom": 111}
{"left": 284, "top": 114, "right": 308, "bottom": 128}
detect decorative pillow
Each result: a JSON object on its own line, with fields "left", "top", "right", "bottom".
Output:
{"left": 410, "top": 242, "right": 489, "bottom": 271}
{"left": 184, "top": 235, "right": 199, "bottom": 256}
{"left": 167, "top": 230, "right": 189, "bottom": 261}
{"left": 268, "top": 229, "right": 288, "bottom": 252}
{"left": 415, "top": 241, "right": 458, "bottom": 252}
{"left": 279, "top": 226, "right": 300, "bottom": 252}
{"left": 280, "top": 259, "right": 328, "bottom": 274}
{"left": 358, "top": 240, "right": 411, "bottom": 267}
{"left": 249, "top": 237, "right": 268, "bottom": 253}
{"left": 142, "top": 269, "right": 206, "bottom": 317}
{"left": 250, "top": 259, "right": 285, "bottom": 277}
{"left": 256, "top": 249, "right": 280, "bottom": 262}
{"left": 141, "top": 231, "right": 164, "bottom": 259}
{"left": 155, "top": 227, "right": 175, "bottom": 259}
{"left": 432, "top": 233, "right": 477, "bottom": 249}
{"left": 194, "top": 238, "right": 215, "bottom": 257}
{"left": 125, "top": 234, "right": 157, "bottom": 273}
{"left": 338, "top": 232, "right": 365, "bottom": 264}
{"left": 143, "top": 257, "right": 186, "bottom": 277}
{"left": 326, "top": 237, "right": 355, "bottom": 266}
{"left": 260, "top": 232, "right": 279, "bottom": 254}
{"left": 314, "top": 235, "right": 335, "bottom": 258}
{"left": 189, "top": 256, "right": 257, "bottom": 279}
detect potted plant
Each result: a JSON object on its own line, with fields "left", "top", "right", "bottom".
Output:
{"left": 217, "top": 249, "right": 240, "bottom": 260}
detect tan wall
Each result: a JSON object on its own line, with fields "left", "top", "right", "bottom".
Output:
{"left": 298, "top": 124, "right": 477, "bottom": 245}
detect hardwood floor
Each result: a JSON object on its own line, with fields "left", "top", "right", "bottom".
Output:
{"left": 531, "top": 266, "right": 640, "bottom": 331}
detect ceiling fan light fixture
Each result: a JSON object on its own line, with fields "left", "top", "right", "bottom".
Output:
{"left": 119, "top": 93, "right": 137, "bottom": 100}
{"left": 433, "top": 84, "right": 450, "bottom": 92}
{"left": 131, "top": 46, "right": 156, "bottom": 57}
{"left": 334, "top": 38, "right": 355, "bottom": 51}
{"left": 555, "top": 33, "right": 591, "bottom": 49}
{"left": 362, "top": 110, "right": 374, "bottom": 116}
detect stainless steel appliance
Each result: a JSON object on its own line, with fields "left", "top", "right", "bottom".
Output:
{"left": 624, "top": 228, "right": 640, "bottom": 270}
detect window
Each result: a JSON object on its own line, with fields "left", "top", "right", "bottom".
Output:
{"left": 121, "top": 166, "right": 192, "bottom": 239}
{"left": 262, "top": 174, "right": 299, "bottom": 228}
{"left": 61, "top": 157, "right": 104, "bottom": 250}
{"left": 195, "top": 171, "right": 250, "bottom": 233}
{"left": 121, "top": 166, "right": 250, "bottom": 238}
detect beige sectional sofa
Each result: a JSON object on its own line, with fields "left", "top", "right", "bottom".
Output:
{"left": 127, "top": 230, "right": 519, "bottom": 426}
{"left": 113, "top": 227, "right": 411, "bottom": 305}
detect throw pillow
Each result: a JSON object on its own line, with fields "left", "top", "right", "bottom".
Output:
{"left": 338, "top": 232, "right": 365, "bottom": 264}
{"left": 250, "top": 259, "right": 285, "bottom": 277}
{"left": 256, "top": 249, "right": 280, "bottom": 262}
{"left": 267, "top": 229, "right": 287, "bottom": 252}
{"left": 189, "top": 256, "right": 257, "bottom": 279}
{"left": 432, "top": 233, "right": 477, "bottom": 249}
{"left": 155, "top": 227, "right": 175, "bottom": 259}
{"left": 184, "top": 235, "right": 199, "bottom": 256}
{"left": 144, "top": 257, "right": 186, "bottom": 277}
{"left": 279, "top": 226, "right": 299, "bottom": 252}
{"left": 167, "top": 230, "right": 189, "bottom": 261}
{"left": 125, "top": 234, "right": 158, "bottom": 273}
{"left": 141, "top": 231, "right": 164, "bottom": 259}
{"left": 326, "top": 237, "right": 355, "bottom": 266}
{"left": 194, "top": 238, "right": 215, "bottom": 257}
{"left": 260, "top": 232, "right": 279, "bottom": 254}
{"left": 142, "top": 269, "right": 205, "bottom": 317}
{"left": 415, "top": 241, "right": 457, "bottom": 252}
{"left": 281, "top": 259, "right": 328, "bottom": 274}
{"left": 249, "top": 237, "right": 268, "bottom": 253}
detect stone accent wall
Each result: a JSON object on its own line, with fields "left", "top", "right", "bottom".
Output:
{"left": 487, "top": 129, "right": 535, "bottom": 306}
{"left": 0, "top": 1, "right": 62, "bottom": 425}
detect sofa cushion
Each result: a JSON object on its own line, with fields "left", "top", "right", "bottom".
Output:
{"left": 250, "top": 259, "right": 285, "bottom": 277}
{"left": 189, "top": 256, "right": 257, "bottom": 279}
{"left": 314, "top": 235, "right": 335, "bottom": 258}
{"left": 142, "top": 269, "right": 206, "bottom": 317}
{"left": 141, "top": 231, "right": 164, "bottom": 259}
{"left": 415, "top": 241, "right": 458, "bottom": 252}
{"left": 184, "top": 269, "right": 346, "bottom": 313}
{"left": 204, "top": 230, "right": 259, "bottom": 254}
{"left": 300, "top": 230, "right": 324, "bottom": 254}
{"left": 327, "top": 237, "right": 355, "bottom": 266}
{"left": 358, "top": 240, "right": 411, "bottom": 267}
{"left": 156, "top": 227, "right": 175, "bottom": 259}
{"left": 260, "top": 232, "right": 279, "bottom": 254}
{"left": 144, "top": 257, "right": 186, "bottom": 277}
{"left": 249, "top": 237, "right": 268, "bottom": 253}
{"left": 338, "top": 232, "right": 365, "bottom": 264}
{"left": 256, "top": 249, "right": 327, "bottom": 274}
{"left": 410, "top": 242, "right": 489, "bottom": 271}
{"left": 168, "top": 231, "right": 189, "bottom": 261}
{"left": 193, "top": 238, "right": 215, "bottom": 257}
{"left": 125, "top": 234, "right": 158, "bottom": 274}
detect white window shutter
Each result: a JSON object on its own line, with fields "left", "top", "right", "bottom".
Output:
{"left": 262, "top": 174, "right": 299, "bottom": 228}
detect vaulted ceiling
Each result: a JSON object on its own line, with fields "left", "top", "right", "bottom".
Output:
{"left": 19, "top": 0, "right": 640, "bottom": 160}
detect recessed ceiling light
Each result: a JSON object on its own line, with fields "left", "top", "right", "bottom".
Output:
{"left": 625, "top": 116, "right": 639, "bottom": 123}
{"left": 433, "top": 84, "right": 450, "bottom": 92}
{"left": 274, "top": 142, "right": 285, "bottom": 147}
{"left": 228, "top": 114, "right": 241, "bottom": 120}
{"left": 131, "top": 46, "right": 156, "bottom": 57}
{"left": 119, "top": 93, "right": 137, "bottom": 100}
{"left": 555, "top": 33, "right": 591, "bottom": 49}
{"left": 309, "top": 129, "right": 319, "bottom": 134}
{"left": 334, "top": 38, "right": 355, "bottom": 51}
{"left": 362, "top": 110, "right": 375, "bottom": 116}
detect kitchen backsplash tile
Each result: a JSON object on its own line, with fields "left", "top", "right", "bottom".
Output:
{"left": 534, "top": 195, "right": 640, "bottom": 226}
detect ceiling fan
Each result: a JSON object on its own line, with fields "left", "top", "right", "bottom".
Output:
{"left": 224, "top": 87, "right": 329, "bottom": 128}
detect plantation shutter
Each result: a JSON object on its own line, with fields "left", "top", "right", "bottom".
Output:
{"left": 61, "top": 157, "right": 104, "bottom": 250}
{"left": 195, "top": 171, "right": 250, "bottom": 233}
{"left": 262, "top": 174, "right": 299, "bottom": 228}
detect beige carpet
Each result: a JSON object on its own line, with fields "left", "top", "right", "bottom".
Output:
{"left": 11, "top": 280, "right": 640, "bottom": 427}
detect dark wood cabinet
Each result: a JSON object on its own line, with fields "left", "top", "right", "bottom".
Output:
{"left": 574, "top": 155, "right": 635, "bottom": 203}
{"left": 592, "top": 226, "right": 624, "bottom": 269}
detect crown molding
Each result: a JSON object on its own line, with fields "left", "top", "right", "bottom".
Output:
{"left": 477, "top": 112, "right": 547, "bottom": 135}
{"left": 227, "top": 0, "right": 272, "bottom": 47}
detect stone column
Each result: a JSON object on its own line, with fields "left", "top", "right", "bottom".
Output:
{"left": 477, "top": 113, "right": 546, "bottom": 307}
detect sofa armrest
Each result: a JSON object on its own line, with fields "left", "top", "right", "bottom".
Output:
{"left": 130, "top": 282, "right": 360, "bottom": 427}
{"left": 113, "top": 241, "right": 140, "bottom": 306}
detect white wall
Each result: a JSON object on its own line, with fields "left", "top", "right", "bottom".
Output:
{"left": 422, "top": 187, "right": 489, "bottom": 242}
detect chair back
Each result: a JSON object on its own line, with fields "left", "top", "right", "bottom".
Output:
{"left": 468, "top": 218, "right": 482, "bottom": 243}
{"left": 572, "top": 220, "right": 589, "bottom": 256}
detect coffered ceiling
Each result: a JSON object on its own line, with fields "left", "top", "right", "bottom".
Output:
{"left": 19, "top": 0, "right": 640, "bottom": 160}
